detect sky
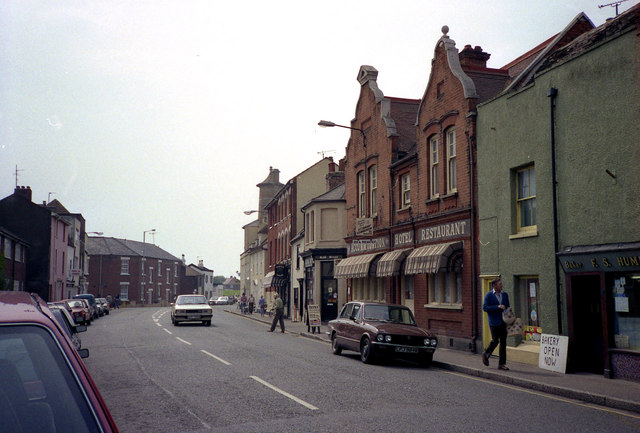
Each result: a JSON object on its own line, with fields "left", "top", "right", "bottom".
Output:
{"left": 1, "top": 0, "right": 636, "bottom": 277}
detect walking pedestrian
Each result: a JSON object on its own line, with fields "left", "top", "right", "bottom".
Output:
{"left": 268, "top": 293, "right": 285, "bottom": 333}
{"left": 258, "top": 295, "right": 266, "bottom": 317}
{"left": 240, "top": 293, "right": 247, "bottom": 314}
{"left": 248, "top": 294, "right": 255, "bottom": 314}
{"left": 482, "top": 278, "right": 510, "bottom": 370}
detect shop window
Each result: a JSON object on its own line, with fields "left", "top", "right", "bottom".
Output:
{"left": 427, "top": 252, "right": 462, "bottom": 306}
{"left": 403, "top": 275, "right": 414, "bottom": 300}
{"left": 429, "top": 135, "right": 439, "bottom": 198}
{"left": 516, "top": 165, "right": 536, "bottom": 233}
{"left": 446, "top": 128, "right": 456, "bottom": 193}
{"left": 519, "top": 276, "right": 541, "bottom": 342}
{"left": 612, "top": 274, "right": 640, "bottom": 351}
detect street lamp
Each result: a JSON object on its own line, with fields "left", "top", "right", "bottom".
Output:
{"left": 142, "top": 229, "right": 156, "bottom": 303}
{"left": 319, "top": 120, "right": 368, "bottom": 217}
{"left": 243, "top": 210, "right": 259, "bottom": 215}
{"left": 318, "top": 120, "right": 366, "bottom": 147}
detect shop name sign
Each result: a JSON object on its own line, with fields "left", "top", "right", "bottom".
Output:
{"left": 538, "top": 334, "right": 568, "bottom": 373}
{"left": 418, "top": 220, "right": 470, "bottom": 244}
{"left": 348, "top": 237, "right": 390, "bottom": 254}
{"left": 560, "top": 251, "right": 640, "bottom": 273}
{"left": 393, "top": 231, "right": 413, "bottom": 247}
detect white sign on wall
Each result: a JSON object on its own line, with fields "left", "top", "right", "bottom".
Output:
{"left": 538, "top": 334, "right": 569, "bottom": 373}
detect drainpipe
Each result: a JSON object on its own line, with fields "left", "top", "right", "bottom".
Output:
{"left": 548, "top": 87, "right": 563, "bottom": 335}
{"left": 466, "top": 112, "right": 478, "bottom": 353}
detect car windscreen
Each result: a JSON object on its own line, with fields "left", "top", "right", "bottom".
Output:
{"left": 0, "top": 325, "right": 102, "bottom": 432}
{"left": 362, "top": 305, "right": 416, "bottom": 325}
{"left": 176, "top": 296, "right": 207, "bottom": 305}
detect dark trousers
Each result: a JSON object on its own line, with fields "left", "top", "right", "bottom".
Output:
{"left": 270, "top": 308, "right": 285, "bottom": 332}
{"left": 485, "top": 322, "right": 507, "bottom": 365}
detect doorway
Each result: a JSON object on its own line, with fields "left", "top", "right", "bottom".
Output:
{"left": 321, "top": 261, "right": 338, "bottom": 321}
{"left": 569, "top": 274, "right": 604, "bottom": 374}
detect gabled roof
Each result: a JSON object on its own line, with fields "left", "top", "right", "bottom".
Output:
{"left": 537, "top": 4, "right": 639, "bottom": 73}
{"left": 504, "top": 12, "right": 595, "bottom": 92}
{"left": 85, "top": 237, "right": 181, "bottom": 261}
{"left": 301, "top": 183, "right": 345, "bottom": 211}
{"left": 189, "top": 263, "right": 213, "bottom": 272}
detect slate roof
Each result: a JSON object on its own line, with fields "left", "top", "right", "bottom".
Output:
{"left": 85, "top": 237, "right": 181, "bottom": 261}
{"left": 301, "top": 183, "right": 345, "bottom": 211}
{"left": 537, "top": 4, "right": 639, "bottom": 74}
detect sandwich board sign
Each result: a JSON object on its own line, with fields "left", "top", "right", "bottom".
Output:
{"left": 538, "top": 334, "right": 569, "bottom": 373}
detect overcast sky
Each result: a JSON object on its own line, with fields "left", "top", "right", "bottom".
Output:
{"left": 1, "top": 0, "right": 635, "bottom": 277}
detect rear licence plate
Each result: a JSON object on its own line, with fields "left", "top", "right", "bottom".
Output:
{"left": 395, "top": 347, "right": 418, "bottom": 353}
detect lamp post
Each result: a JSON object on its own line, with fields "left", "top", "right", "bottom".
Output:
{"left": 142, "top": 229, "right": 156, "bottom": 304}
{"left": 243, "top": 210, "right": 258, "bottom": 215}
{"left": 318, "top": 120, "right": 368, "bottom": 217}
{"left": 85, "top": 232, "right": 103, "bottom": 296}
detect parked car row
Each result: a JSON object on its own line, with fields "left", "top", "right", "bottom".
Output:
{"left": 0, "top": 290, "right": 119, "bottom": 432}
{"left": 209, "top": 295, "right": 231, "bottom": 305}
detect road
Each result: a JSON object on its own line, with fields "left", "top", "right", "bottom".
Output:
{"left": 83, "top": 307, "right": 640, "bottom": 433}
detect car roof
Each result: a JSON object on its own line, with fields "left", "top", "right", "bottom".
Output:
{"left": 0, "top": 291, "right": 53, "bottom": 324}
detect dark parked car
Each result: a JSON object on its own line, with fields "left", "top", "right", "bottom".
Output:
{"left": 328, "top": 302, "right": 438, "bottom": 366}
{"left": 0, "top": 291, "right": 119, "bottom": 432}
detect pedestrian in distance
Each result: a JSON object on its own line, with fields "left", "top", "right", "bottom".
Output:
{"left": 248, "top": 294, "right": 255, "bottom": 314}
{"left": 259, "top": 295, "right": 266, "bottom": 317}
{"left": 268, "top": 293, "right": 285, "bottom": 333}
{"left": 482, "top": 278, "right": 510, "bottom": 370}
{"left": 240, "top": 292, "right": 247, "bottom": 314}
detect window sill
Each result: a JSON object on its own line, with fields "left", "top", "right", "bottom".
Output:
{"left": 397, "top": 206, "right": 411, "bottom": 213}
{"left": 425, "top": 197, "right": 439, "bottom": 204}
{"left": 509, "top": 229, "right": 538, "bottom": 240}
{"left": 424, "top": 303, "right": 463, "bottom": 311}
{"left": 441, "top": 191, "right": 458, "bottom": 199}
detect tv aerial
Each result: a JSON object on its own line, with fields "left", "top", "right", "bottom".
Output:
{"left": 318, "top": 150, "right": 335, "bottom": 158}
{"left": 598, "top": 0, "right": 628, "bottom": 16}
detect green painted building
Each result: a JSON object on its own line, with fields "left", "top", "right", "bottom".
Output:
{"left": 477, "top": 6, "right": 640, "bottom": 380}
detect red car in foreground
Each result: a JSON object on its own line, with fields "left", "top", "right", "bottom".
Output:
{"left": 0, "top": 291, "right": 119, "bottom": 433}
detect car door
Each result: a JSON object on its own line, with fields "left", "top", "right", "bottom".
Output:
{"left": 341, "top": 303, "right": 362, "bottom": 351}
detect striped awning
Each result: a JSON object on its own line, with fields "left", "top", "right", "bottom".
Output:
{"left": 262, "top": 271, "right": 288, "bottom": 288}
{"left": 334, "top": 253, "right": 381, "bottom": 278}
{"left": 262, "top": 271, "right": 275, "bottom": 288}
{"left": 405, "top": 241, "right": 462, "bottom": 275}
{"left": 377, "top": 249, "right": 412, "bottom": 277}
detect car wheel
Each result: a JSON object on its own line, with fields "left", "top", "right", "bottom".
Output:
{"left": 174, "top": 320, "right": 179, "bottom": 326}
{"left": 204, "top": 320, "right": 211, "bottom": 326}
{"left": 331, "top": 333, "right": 342, "bottom": 355}
{"left": 419, "top": 353, "right": 433, "bottom": 367}
{"left": 360, "top": 337, "right": 375, "bottom": 364}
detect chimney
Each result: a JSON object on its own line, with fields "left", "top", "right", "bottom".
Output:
{"left": 198, "top": 259, "right": 204, "bottom": 267}
{"left": 181, "top": 254, "right": 186, "bottom": 264}
{"left": 459, "top": 45, "right": 491, "bottom": 68}
{"left": 14, "top": 186, "right": 32, "bottom": 202}
{"left": 326, "top": 171, "right": 345, "bottom": 191}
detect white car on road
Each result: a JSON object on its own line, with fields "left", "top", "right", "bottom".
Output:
{"left": 171, "top": 295, "right": 213, "bottom": 326}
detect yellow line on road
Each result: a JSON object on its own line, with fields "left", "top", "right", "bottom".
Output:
{"left": 445, "top": 371, "right": 640, "bottom": 421}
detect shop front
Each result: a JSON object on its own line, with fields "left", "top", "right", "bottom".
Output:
{"left": 558, "top": 242, "right": 640, "bottom": 381}
{"left": 302, "top": 249, "right": 346, "bottom": 323}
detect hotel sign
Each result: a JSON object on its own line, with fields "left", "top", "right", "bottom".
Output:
{"left": 417, "top": 219, "right": 470, "bottom": 244}
{"left": 393, "top": 231, "right": 414, "bottom": 247}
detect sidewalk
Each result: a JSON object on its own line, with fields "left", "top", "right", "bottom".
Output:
{"left": 224, "top": 308, "right": 640, "bottom": 414}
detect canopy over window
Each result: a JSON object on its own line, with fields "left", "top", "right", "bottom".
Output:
{"left": 377, "top": 249, "right": 412, "bottom": 277}
{"left": 334, "top": 253, "right": 381, "bottom": 278}
{"left": 405, "top": 241, "right": 462, "bottom": 275}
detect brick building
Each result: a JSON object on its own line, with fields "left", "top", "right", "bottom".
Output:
{"left": 86, "top": 237, "right": 184, "bottom": 305}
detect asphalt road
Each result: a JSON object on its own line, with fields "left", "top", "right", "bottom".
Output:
{"left": 82, "top": 307, "right": 640, "bottom": 433}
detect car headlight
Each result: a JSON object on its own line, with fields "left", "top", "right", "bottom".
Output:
{"left": 385, "top": 335, "right": 392, "bottom": 343}
{"left": 430, "top": 338, "right": 438, "bottom": 347}
{"left": 377, "top": 334, "right": 384, "bottom": 342}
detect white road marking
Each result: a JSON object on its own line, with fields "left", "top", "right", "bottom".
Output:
{"left": 201, "top": 350, "right": 231, "bottom": 365}
{"left": 156, "top": 322, "right": 162, "bottom": 327}
{"left": 163, "top": 328, "right": 172, "bottom": 335}
{"left": 250, "top": 376, "right": 318, "bottom": 410}
{"left": 176, "top": 337, "right": 192, "bottom": 345}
